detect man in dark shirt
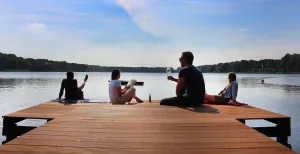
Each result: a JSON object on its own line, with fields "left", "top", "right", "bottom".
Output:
{"left": 160, "top": 51, "right": 206, "bottom": 106}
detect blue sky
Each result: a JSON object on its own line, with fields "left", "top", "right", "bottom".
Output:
{"left": 0, "top": 0, "right": 300, "bottom": 67}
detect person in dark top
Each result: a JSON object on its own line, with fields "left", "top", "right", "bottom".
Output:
{"left": 160, "top": 51, "right": 206, "bottom": 106}
{"left": 58, "top": 72, "right": 88, "bottom": 100}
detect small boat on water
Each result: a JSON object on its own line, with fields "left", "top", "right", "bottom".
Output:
{"left": 108, "top": 80, "right": 144, "bottom": 86}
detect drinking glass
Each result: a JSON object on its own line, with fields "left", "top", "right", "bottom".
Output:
{"left": 166, "top": 67, "right": 171, "bottom": 76}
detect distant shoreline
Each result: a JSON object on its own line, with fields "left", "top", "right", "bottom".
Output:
{"left": 204, "top": 72, "right": 300, "bottom": 74}
{"left": 0, "top": 71, "right": 176, "bottom": 73}
{"left": 1, "top": 71, "right": 300, "bottom": 74}
{"left": 1, "top": 52, "right": 300, "bottom": 74}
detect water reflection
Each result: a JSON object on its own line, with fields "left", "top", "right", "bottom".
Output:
{"left": 266, "top": 77, "right": 300, "bottom": 86}
{"left": 263, "top": 84, "right": 300, "bottom": 92}
{"left": 0, "top": 78, "right": 23, "bottom": 89}
{"left": 262, "top": 77, "right": 300, "bottom": 92}
{"left": 226, "top": 76, "right": 300, "bottom": 93}
{"left": 0, "top": 78, "right": 58, "bottom": 91}
{"left": 238, "top": 77, "right": 265, "bottom": 88}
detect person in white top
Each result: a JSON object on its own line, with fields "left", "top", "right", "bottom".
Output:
{"left": 205, "top": 72, "right": 239, "bottom": 105}
{"left": 109, "top": 69, "right": 143, "bottom": 104}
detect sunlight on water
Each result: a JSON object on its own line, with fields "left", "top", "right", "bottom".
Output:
{"left": 265, "top": 76, "right": 300, "bottom": 86}
{"left": 0, "top": 72, "right": 300, "bottom": 151}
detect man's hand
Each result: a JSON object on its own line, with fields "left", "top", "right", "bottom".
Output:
{"left": 167, "top": 76, "right": 175, "bottom": 81}
{"left": 167, "top": 76, "right": 179, "bottom": 82}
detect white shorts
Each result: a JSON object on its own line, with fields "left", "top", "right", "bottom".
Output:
{"left": 112, "top": 87, "right": 136, "bottom": 104}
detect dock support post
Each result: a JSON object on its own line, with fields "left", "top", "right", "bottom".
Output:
{"left": 2, "top": 117, "right": 25, "bottom": 144}
{"left": 237, "top": 119, "right": 246, "bottom": 124}
{"left": 276, "top": 121, "right": 291, "bottom": 148}
{"left": 266, "top": 118, "right": 291, "bottom": 149}
{"left": 2, "top": 117, "right": 54, "bottom": 144}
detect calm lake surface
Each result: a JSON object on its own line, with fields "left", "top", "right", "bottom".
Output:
{"left": 0, "top": 72, "right": 300, "bottom": 152}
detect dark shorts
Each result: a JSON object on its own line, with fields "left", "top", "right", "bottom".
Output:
{"left": 160, "top": 96, "right": 203, "bottom": 107}
{"left": 66, "top": 88, "right": 84, "bottom": 100}
{"left": 214, "top": 95, "right": 230, "bottom": 105}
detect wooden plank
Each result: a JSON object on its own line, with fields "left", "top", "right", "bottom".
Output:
{"left": 5, "top": 137, "right": 288, "bottom": 149}
{"left": 3, "top": 103, "right": 76, "bottom": 119}
{"left": 0, "top": 145, "right": 295, "bottom": 154}
{"left": 17, "top": 133, "right": 273, "bottom": 142}
{"left": 0, "top": 101, "right": 295, "bottom": 153}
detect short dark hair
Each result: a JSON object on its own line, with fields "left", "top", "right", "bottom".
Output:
{"left": 228, "top": 72, "right": 237, "bottom": 81}
{"left": 111, "top": 69, "right": 120, "bottom": 80}
{"left": 182, "top": 51, "right": 194, "bottom": 65}
{"left": 66, "top": 72, "right": 74, "bottom": 80}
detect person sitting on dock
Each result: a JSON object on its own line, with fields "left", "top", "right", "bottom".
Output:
{"left": 58, "top": 72, "right": 88, "bottom": 100}
{"left": 205, "top": 72, "right": 242, "bottom": 105}
{"left": 109, "top": 69, "right": 143, "bottom": 104}
{"left": 160, "top": 51, "right": 206, "bottom": 107}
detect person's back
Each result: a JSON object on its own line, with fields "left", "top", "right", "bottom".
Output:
{"left": 160, "top": 51, "right": 206, "bottom": 107}
{"left": 59, "top": 72, "right": 89, "bottom": 100}
{"left": 63, "top": 79, "right": 78, "bottom": 100}
{"left": 109, "top": 79, "right": 121, "bottom": 103}
{"left": 180, "top": 65, "right": 206, "bottom": 103}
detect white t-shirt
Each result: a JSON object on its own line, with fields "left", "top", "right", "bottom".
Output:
{"left": 109, "top": 80, "right": 121, "bottom": 103}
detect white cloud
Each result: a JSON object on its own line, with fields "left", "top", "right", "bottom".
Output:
{"left": 116, "top": 0, "right": 163, "bottom": 37}
{"left": 116, "top": 0, "right": 148, "bottom": 10}
{"left": 115, "top": 0, "right": 236, "bottom": 39}
{"left": 116, "top": 0, "right": 194, "bottom": 38}
{"left": 238, "top": 28, "right": 249, "bottom": 33}
{"left": 25, "top": 22, "right": 46, "bottom": 33}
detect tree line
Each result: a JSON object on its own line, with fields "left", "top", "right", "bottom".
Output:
{"left": 0, "top": 52, "right": 174, "bottom": 72}
{"left": 1, "top": 52, "right": 300, "bottom": 73}
{"left": 197, "top": 54, "right": 300, "bottom": 73}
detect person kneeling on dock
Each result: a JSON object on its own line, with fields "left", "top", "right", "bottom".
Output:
{"left": 58, "top": 72, "right": 88, "bottom": 100}
{"left": 160, "top": 51, "right": 206, "bottom": 107}
{"left": 205, "top": 72, "right": 245, "bottom": 105}
{"left": 109, "top": 69, "right": 143, "bottom": 104}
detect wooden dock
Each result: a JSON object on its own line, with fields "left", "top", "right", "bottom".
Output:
{"left": 0, "top": 101, "right": 296, "bottom": 154}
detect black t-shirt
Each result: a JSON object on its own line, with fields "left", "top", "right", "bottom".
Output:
{"left": 62, "top": 79, "right": 78, "bottom": 99}
{"left": 179, "top": 65, "right": 206, "bottom": 103}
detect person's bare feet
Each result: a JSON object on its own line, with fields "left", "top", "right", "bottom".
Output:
{"left": 134, "top": 96, "right": 143, "bottom": 103}
{"left": 229, "top": 101, "right": 248, "bottom": 106}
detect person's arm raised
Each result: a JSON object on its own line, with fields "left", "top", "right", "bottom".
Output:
{"left": 167, "top": 76, "right": 178, "bottom": 82}
{"left": 176, "top": 77, "right": 185, "bottom": 96}
{"left": 79, "top": 74, "right": 88, "bottom": 89}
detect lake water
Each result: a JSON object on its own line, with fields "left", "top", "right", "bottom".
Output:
{"left": 0, "top": 72, "right": 300, "bottom": 152}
